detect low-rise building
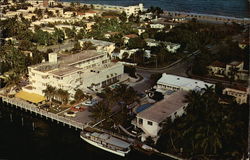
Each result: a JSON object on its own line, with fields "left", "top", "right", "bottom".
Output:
{"left": 223, "top": 87, "right": 249, "bottom": 104}
{"left": 156, "top": 73, "right": 214, "bottom": 92}
{"left": 132, "top": 90, "right": 188, "bottom": 141}
{"left": 78, "top": 39, "right": 115, "bottom": 55}
{"left": 149, "top": 23, "right": 165, "bottom": 29}
{"left": 24, "top": 50, "right": 124, "bottom": 98}
{"left": 123, "top": 34, "right": 138, "bottom": 44}
{"left": 207, "top": 61, "right": 249, "bottom": 81}
{"left": 165, "top": 42, "right": 181, "bottom": 53}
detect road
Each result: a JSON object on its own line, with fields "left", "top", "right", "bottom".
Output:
{"left": 132, "top": 53, "right": 196, "bottom": 93}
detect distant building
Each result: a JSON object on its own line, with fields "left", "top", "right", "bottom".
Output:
{"left": 123, "top": 34, "right": 138, "bottom": 44}
{"left": 149, "top": 23, "right": 165, "bottom": 29}
{"left": 124, "top": 3, "right": 143, "bottom": 16}
{"left": 132, "top": 90, "right": 188, "bottom": 141}
{"left": 23, "top": 50, "right": 124, "bottom": 98}
{"left": 156, "top": 73, "right": 214, "bottom": 92}
{"left": 223, "top": 87, "right": 249, "bottom": 104}
{"left": 207, "top": 61, "right": 249, "bottom": 81}
{"left": 78, "top": 39, "right": 115, "bottom": 55}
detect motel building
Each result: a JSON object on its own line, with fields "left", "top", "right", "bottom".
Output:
{"left": 132, "top": 90, "right": 188, "bottom": 142}
{"left": 21, "top": 50, "right": 124, "bottom": 100}
{"left": 156, "top": 73, "right": 214, "bottom": 92}
{"left": 132, "top": 74, "right": 214, "bottom": 142}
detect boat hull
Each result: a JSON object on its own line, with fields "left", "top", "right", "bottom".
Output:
{"left": 80, "top": 135, "right": 130, "bottom": 157}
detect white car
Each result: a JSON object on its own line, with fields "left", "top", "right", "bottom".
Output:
{"left": 82, "top": 99, "right": 98, "bottom": 106}
{"left": 64, "top": 111, "right": 76, "bottom": 117}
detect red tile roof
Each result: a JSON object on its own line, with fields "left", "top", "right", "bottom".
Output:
{"left": 85, "top": 10, "right": 96, "bottom": 14}
{"left": 209, "top": 60, "right": 226, "bottom": 68}
{"left": 124, "top": 34, "right": 138, "bottom": 39}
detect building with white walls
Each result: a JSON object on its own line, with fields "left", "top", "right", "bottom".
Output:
{"left": 132, "top": 90, "right": 188, "bottom": 141}
{"left": 23, "top": 50, "right": 124, "bottom": 99}
{"left": 223, "top": 87, "right": 249, "bottom": 104}
{"left": 156, "top": 73, "right": 214, "bottom": 92}
{"left": 78, "top": 39, "right": 115, "bottom": 55}
{"left": 124, "top": 3, "right": 143, "bottom": 16}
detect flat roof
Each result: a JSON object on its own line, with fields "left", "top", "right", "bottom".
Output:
{"left": 49, "top": 66, "right": 82, "bottom": 76}
{"left": 79, "top": 39, "right": 115, "bottom": 46}
{"left": 137, "top": 90, "right": 188, "bottom": 123}
{"left": 32, "top": 50, "right": 101, "bottom": 74}
{"left": 15, "top": 91, "right": 46, "bottom": 104}
{"left": 157, "top": 73, "right": 214, "bottom": 91}
{"left": 59, "top": 50, "right": 101, "bottom": 66}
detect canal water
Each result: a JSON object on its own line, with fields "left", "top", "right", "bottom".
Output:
{"left": 0, "top": 100, "right": 171, "bottom": 160}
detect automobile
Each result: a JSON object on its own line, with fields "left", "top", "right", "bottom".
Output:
{"left": 82, "top": 99, "right": 98, "bottom": 106}
{"left": 64, "top": 111, "right": 76, "bottom": 117}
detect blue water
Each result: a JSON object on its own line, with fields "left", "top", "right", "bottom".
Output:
{"left": 63, "top": 0, "right": 250, "bottom": 18}
{"left": 136, "top": 103, "right": 152, "bottom": 113}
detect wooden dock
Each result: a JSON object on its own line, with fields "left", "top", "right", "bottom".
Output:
{"left": 1, "top": 96, "right": 86, "bottom": 130}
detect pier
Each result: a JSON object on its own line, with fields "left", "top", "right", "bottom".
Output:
{"left": 0, "top": 96, "right": 86, "bottom": 130}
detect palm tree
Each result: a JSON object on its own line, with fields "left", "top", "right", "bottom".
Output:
{"left": 56, "top": 88, "right": 69, "bottom": 104}
{"left": 89, "top": 102, "right": 111, "bottom": 121}
{"left": 42, "top": 85, "right": 56, "bottom": 102}
{"left": 0, "top": 72, "right": 21, "bottom": 94}
{"left": 159, "top": 117, "right": 179, "bottom": 153}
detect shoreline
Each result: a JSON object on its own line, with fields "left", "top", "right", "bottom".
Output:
{"left": 58, "top": 0, "right": 250, "bottom": 19}
{"left": 55, "top": 1, "right": 250, "bottom": 24}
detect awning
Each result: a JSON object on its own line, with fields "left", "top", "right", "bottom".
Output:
{"left": 15, "top": 91, "right": 46, "bottom": 104}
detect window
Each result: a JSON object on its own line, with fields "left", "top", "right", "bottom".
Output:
{"left": 138, "top": 118, "right": 143, "bottom": 124}
{"left": 147, "top": 121, "right": 153, "bottom": 126}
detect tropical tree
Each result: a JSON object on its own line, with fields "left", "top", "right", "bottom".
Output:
{"left": 42, "top": 85, "right": 56, "bottom": 102}
{"left": 74, "top": 89, "right": 85, "bottom": 101}
{"left": 89, "top": 102, "right": 111, "bottom": 121}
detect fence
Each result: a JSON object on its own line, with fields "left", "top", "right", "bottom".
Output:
{"left": 1, "top": 96, "right": 85, "bottom": 130}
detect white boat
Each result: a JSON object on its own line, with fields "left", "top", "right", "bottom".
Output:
{"left": 80, "top": 128, "right": 131, "bottom": 157}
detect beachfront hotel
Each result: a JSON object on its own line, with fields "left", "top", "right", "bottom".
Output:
{"left": 22, "top": 50, "right": 124, "bottom": 99}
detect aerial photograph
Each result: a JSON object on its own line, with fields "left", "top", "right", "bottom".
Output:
{"left": 0, "top": 0, "right": 249, "bottom": 159}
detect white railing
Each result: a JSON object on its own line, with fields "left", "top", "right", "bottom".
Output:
{"left": 1, "top": 96, "right": 85, "bottom": 130}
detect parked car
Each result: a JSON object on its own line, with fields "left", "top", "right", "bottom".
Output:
{"left": 82, "top": 99, "right": 98, "bottom": 106}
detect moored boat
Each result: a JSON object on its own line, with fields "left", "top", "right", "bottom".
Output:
{"left": 80, "top": 128, "right": 131, "bottom": 157}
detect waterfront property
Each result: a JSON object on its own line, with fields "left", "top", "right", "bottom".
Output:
{"left": 132, "top": 90, "right": 188, "bottom": 142}
{"left": 156, "top": 73, "right": 214, "bottom": 92}
{"left": 23, "top": 50, "right": 124, "bottom": 99}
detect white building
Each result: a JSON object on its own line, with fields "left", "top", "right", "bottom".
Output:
{"left": 223, "top": 87, "right": 249, "bottom": 104}
{"left": 78, "top": 39, "right": 115, "bottom": 55}
{"left": 133, "top": 90, "right": 188, "bottom": 141}
{"left": 149, "top": 23, "right": 165, "bottom": 29}
{"left": 165, "top": 42, "right": 181, "bottom": 53}
{"left": 124, "top": 3, "right": 143, "bottom": 16}
{"left": 23, "top": 50, "right": 124, "bottom": 99}
{"left": 156, "top": 73, "right": 214, "bottom": 92}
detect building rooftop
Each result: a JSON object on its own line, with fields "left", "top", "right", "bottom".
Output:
{"left": 137, "top": 90, "right": 188, "bottom": 123}
{"left": 157, "top": 73, "right": 214, "bottom": 91}
{"left": 32, "top": 50, "right": 102, "bottom": 75}
{"left": 123, "top": 34, "right": 138, "bottom": 39}
{"left": 209, "top": 60, "right": 226, "bottom": 68}
{"left": 228, "top": 61, "right": 243, "bottom": 66}
{"left": 79, "top": 39, "right": 115, "bottom": 46}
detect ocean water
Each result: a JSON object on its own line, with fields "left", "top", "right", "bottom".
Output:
{"left": 63, "top": 0, "right": 250, "bottom": 18}
{"left": 0, "top": 100, "right": 171, "bottom": 160}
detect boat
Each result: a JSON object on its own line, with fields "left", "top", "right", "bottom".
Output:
{"left": 80, "top": 128, "right": 131, "bottom": 157}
